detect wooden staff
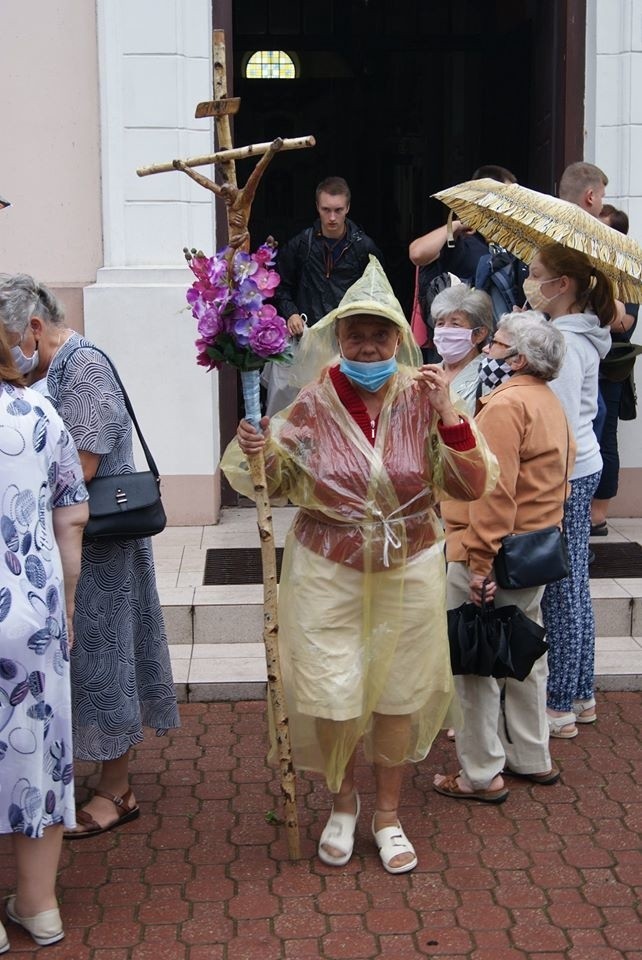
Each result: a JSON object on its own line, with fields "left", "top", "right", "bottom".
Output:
{"left": 169, "top": 29, "right": 305, "bottom": 859}
{"left": 245, "top": 453, "right": 299, "bottom": 858}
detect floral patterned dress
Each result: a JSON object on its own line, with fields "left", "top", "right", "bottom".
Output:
{"left": 0, "top": 383, "right": 88, "bottom": 837}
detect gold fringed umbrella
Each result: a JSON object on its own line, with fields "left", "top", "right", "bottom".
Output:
{"left": 433, "top": 178, "right": 642, "bottom": 302}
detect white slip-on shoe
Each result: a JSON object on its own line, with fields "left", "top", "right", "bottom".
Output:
{"left": 5, "top": 896, "right": 64, "bottom": 947}
{"left": 371, "top": 815, "right": 417, "bottom": 875}
{"left": 318, "top": 792, "right": 361, "bottom": 867}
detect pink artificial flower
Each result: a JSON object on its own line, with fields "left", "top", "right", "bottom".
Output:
{"left": 252, "top": 244, "right": 276, "bottom": 267}
{"left": 252, "top": 266, "right": 280, "bottom": 294}
{"left": 195, "top": 337, "right": 219, "bottom": 370}
{"left": 189, "top": 256, "right": 212, "bottom": 282}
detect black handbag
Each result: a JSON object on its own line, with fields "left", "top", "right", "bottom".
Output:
{"left": 494, "top": 421, "right": 570, "bottom": 590}
{"left": 448, "top": 592, "right": 548, "bottom": 681}
{"left": 494, "top": 525, "right": 569, "bottom": 590}
{"left": 64, "top": 347, "right": 167, "bottom": 541}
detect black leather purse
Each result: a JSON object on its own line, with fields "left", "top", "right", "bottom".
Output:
{"left": 494, "top": 525, "right": 569, "bottom": 590}
{"left": 64, "top": 347, "right": 167, "bottom": 541}
{"left": 494, "top": 422, "right": 570, "bottom": 590}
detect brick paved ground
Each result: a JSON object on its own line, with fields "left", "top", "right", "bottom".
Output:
{"left": 1, "top": 691, "right": 640, "bottom": 960}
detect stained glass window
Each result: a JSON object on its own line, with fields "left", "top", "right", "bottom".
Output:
{"left": 245, "top": 50, "right": 296, "bottom": 80}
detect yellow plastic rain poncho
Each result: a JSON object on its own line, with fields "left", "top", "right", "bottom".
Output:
{"left": 222, "top": 257, "right": 498, "bottom": 792}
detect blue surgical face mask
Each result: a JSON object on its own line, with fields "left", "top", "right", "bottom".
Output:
{"left": 10, "top": 343, "right": 39, "bottom": 375}
{"left": 339, "top": 355, "right": 398, "bottom": 392}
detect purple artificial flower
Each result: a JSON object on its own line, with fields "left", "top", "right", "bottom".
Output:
{"left": 232, "top": 311, "right": 254, "bottom": 346}
{"left": 232, "top": 252, "right": 258, "bottom": 283}
{"left": 187, "top": 242, "right": 288, "bottom": 370}
{"left": 197, "top": 307, "right": 224, "bottom": 341}
{"left": 248, "top": 305, "right": 289, "bottom": 358}
{"left": 232, "top": 278, "right": 264, "bottom": 313}
{"left": 206, "top": 255, "right": 229, "bottom": 286}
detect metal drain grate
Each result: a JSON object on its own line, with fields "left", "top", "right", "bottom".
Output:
{"left": 203, "top": 547, "right": 284, "bottom": 585}
{"left": 589, "top": 541, "right": 642, "bottom": 578}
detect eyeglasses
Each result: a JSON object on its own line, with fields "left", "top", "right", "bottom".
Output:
{"left": 489, "top": 337, "right": 513, "bottom": 349}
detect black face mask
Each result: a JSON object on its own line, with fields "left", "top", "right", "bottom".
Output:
{"left": 478, "top": 354, "right": 517, "bottom": 391}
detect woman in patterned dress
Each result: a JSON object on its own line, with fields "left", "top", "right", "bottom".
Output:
{"left": 0, "top": 324, "right": 88, "bottom": 948}
{"left": 0, "top": 274, "right": 179, "bottom": 839}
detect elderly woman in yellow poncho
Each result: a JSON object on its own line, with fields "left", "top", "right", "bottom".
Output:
{"left": 222, "top": 258, "right": 497, "bottom": 874}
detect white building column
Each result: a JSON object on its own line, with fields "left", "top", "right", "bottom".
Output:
{"left": 85, "top": 0, "right": 221, "bottom": 525}
{"left": 586, "top": 0, "right": 642, "bottom": 516}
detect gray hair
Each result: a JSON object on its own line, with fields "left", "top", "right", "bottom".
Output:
{"left": 0, "top": 273, "right": 65, "bottom": 336}
{"left": 497, "top": 310, "right": 565, "bottom": 381}
{"left": 430, "top": 284, "right": 494, "bottom": 333}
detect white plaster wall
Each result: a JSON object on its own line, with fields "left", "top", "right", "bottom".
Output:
{"left": 97, "top": 0, "right": 215, "bottom": 266}
{"left": 589, "top": 0, "right": 642, "bottom": 243}
{"left": 587, "top": 0, "right": 642, "bottom": 478}
{"left": 0, "top": 0, "right": 102, "bottom": 282}
{"left": 84, "top": 267, "right": 218, "bottom": 477}
{"left": 85, "top": 0, "right": 221, "bottom": 522}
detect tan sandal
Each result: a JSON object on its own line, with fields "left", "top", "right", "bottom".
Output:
{"left": 433, "top": 773, "right": 508, "bottom": 804}
{"left": 64, "top": 787, "right": 139, "bottom": 840}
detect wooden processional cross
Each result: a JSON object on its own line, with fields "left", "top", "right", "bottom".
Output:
{"left": 137, "top": 30, "right": 315, "bottom": 860}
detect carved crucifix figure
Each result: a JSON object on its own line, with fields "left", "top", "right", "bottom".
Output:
{"left": 172, "top": 136, "right": 284, "bottom": 251}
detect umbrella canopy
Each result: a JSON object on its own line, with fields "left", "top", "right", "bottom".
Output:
{"left": 433, "top": 178, "right": 642, "bottom": 302}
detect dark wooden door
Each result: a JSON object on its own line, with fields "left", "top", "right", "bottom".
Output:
{"left": 216, "top": 0, "right": 585, "bottom": 505}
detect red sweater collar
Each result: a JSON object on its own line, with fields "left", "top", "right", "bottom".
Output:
{"left": 329, "top": 365, "right": 379, "bottom": 445}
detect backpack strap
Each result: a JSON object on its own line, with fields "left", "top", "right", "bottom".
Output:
{"left": 61, "top": 345, "right": 161, "bottom": 479}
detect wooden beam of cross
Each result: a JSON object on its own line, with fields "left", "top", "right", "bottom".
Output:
{"left": 135, "top": 28, "right": 315, "bottom": 253}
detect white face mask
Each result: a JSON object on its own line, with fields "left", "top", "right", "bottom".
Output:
{"left": 432, "top": 326, "right": 476, "bottom": 364}
{"left": 10, "top": 343, "right": 39, "bottom": 375}
{"left": 523, "top": 276, "right": 561, "bottom": 312}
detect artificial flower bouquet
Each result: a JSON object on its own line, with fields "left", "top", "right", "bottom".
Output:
{"left": 185, "top": 240, "right": 292, "bottom": 425}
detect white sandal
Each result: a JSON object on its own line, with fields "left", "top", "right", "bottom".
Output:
{"left": 371, "top": 815, "right": 417, "bottom": 875}
{"left": 572, "top": 696, "right": 597, "bottom": 723}
{"left": 547, "top": 711, "right": 578, "bottom": 739}
{"left": 318, "top": 792, "right": 360, "bottom": 866}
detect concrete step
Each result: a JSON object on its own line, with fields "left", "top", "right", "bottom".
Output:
{"left": 166, "top": 636, "right": 642, "bottom": 703}
{"left": 155, "top": 509, "right": 642, "bottom": 701}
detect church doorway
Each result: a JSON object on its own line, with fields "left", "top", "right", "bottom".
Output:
{"left": 218, "top": 0, "right": 586, "bottom": 503}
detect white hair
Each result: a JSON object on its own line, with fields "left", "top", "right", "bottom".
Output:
{"left": 430, "top": 284, "right": 494, "bottom": 333}
{"left": 0, "top": 273, "right": 65, "bottom": 336}
{"left": 497, "top": 310, "right": 566, "bottom": 381}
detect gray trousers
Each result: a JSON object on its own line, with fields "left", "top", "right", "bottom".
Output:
{"left": 447, "top": 562, "right": 552, "bottom": 790}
